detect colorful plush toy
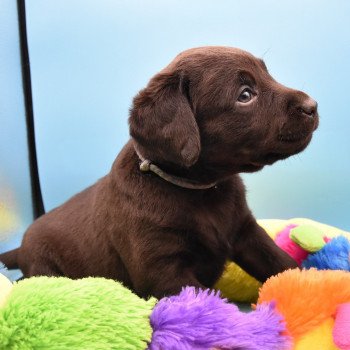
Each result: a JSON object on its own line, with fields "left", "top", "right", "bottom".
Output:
{"left": 0, "top": 269, "right": 349, "bottom": 349}
{"left": 215, "top": 218, "right": 350, "bottom": 302}
{"left": 257, "top": 268, "right": 350, "bottom": 350}
{"left": 0, "top": 273, "right": 288, "bottom": 350}
{"left": 0, "top": 218, "right": 349, "bottom": 349}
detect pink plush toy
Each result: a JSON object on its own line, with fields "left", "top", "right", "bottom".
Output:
{"left": 275, "top": 224, "right": 308, "bottom": 265}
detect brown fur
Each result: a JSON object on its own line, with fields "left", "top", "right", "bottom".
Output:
{"left": 1, "top": 47, "right": 319, "bottom": 298}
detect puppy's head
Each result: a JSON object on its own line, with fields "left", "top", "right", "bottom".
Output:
{"left": 129, "top": 47, "right": 319, "bottom": 178}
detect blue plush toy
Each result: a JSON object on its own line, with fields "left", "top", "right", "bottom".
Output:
{"left": 303, "top": 236, "right": 350, "bottom": 271}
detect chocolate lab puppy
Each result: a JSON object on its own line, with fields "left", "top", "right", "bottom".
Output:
{"left": 1, "top": 47, "right": 318, "bottom": 298}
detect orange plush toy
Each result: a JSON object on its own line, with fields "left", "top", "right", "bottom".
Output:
{"left": 257, "top": 269, "right": 350, "bottom": 349}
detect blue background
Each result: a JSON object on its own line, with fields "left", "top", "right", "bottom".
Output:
{"left": 26, "top": 0, "right": 350, "bottom": 229}
{"left": 1, "top": 0, "right": 349, "bottom": 255}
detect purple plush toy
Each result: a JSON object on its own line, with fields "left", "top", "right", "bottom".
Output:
{"left": 149, "top": 287, "right": 289, "bottom": 350}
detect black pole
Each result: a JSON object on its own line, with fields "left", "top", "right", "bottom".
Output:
{"left": 17, "top": 0, "right": 45, "bottom": 218}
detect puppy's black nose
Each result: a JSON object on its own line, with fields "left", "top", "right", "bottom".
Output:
{"left": 298, "top": 97, "right": 318, "bottom": 118}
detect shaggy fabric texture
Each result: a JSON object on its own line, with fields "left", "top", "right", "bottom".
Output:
{"left": 295, "top": 318, "right": 338, "bottom": 350}
{"left": 214, "top": 261, "right": 261, "bottom": 302}
{"left": 149, "top": 287, "right": 289, "bottom": 350}
{"left": 258, "top": 269, "right": 350, "bottom": 341}
{"left": 0, "top": 277, "right": 156, "bottom": 350}
{"left": 302, "top": 236, "right": 350, "bottom": 271}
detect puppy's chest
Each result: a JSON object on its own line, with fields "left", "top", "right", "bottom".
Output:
{"left": 192, "top": 205, "right": 235, "bottom": 249}
{"left": 179, "top": 187, "right": 244, "bottom": 253}
{"left": 177, "top": 191, "right": 242, "bottom": 287}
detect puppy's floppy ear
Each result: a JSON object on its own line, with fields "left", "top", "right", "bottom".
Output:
{"left": 129, "top": 71, "right": 200, "bottom": 168}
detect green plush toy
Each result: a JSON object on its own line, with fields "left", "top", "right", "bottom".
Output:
{"left": 0, "top": 277, "right": 157, "bottom": 349}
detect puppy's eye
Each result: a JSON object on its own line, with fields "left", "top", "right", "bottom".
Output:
{"left": 237, "top": 88, "right": 254, "bottom": 103}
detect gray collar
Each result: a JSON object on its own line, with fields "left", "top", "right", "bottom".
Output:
{"left": 134, "top": 147, "right": 217, "bottom": 190}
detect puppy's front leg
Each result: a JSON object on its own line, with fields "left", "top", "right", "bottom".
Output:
{"left": 231, "top": 216, "right": 298, "bottom": 282}
{"left": 128, "top": 252, "right": 205, "bottom": 299}
{"left": 143, "top": 268, "right": 205, "bottom": 299}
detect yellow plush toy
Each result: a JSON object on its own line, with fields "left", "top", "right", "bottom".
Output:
{"left": 215, "top": 218, "right": 350, "bottom": 303}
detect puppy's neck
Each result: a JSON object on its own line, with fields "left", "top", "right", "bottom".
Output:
{"left": 133, "top": 145, "right": 218, "bottom": 190}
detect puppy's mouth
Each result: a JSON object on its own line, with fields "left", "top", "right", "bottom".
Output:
{"left": 278, "top": 114, "right": 319, "bottom": 145}
{"left": 240, "top": 118, "right": 318, "bottom": 172}
{"left": 245, "top": 133, "right": 313, "bottom": 171}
